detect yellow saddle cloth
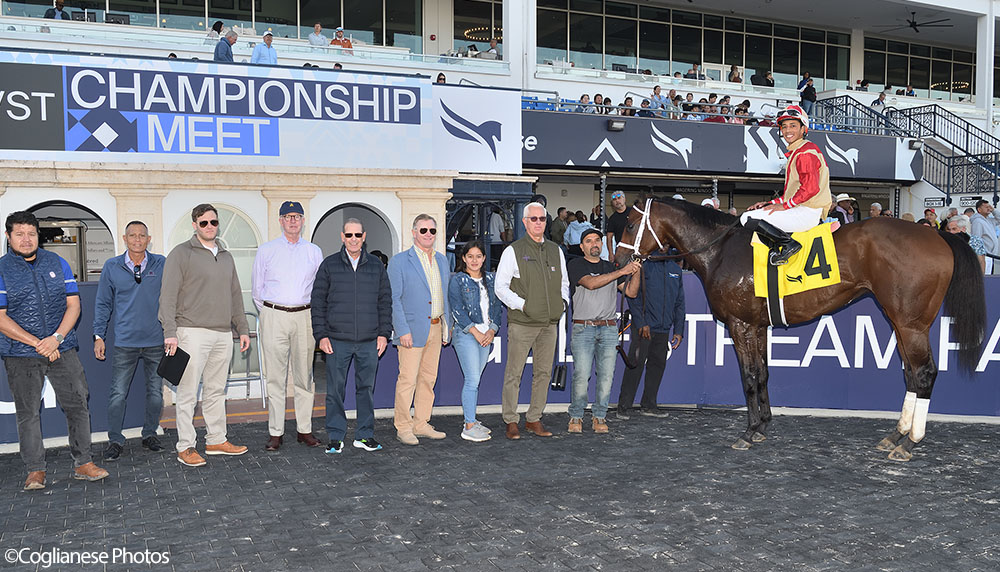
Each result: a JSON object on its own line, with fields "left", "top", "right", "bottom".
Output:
{"left": 753, "top": 223, "right": 841, "bottom": 298}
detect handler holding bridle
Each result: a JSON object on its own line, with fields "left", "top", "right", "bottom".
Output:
{"left": 741, "top": 104, "right": 833, "bottom": 265}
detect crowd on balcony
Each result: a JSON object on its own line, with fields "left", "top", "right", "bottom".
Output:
{"left": 568, "top": 85, "right": 771, "bottom": 126}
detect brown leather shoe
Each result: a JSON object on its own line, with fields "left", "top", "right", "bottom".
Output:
{"left": 72, "top": 462, "right": 109, "bottom": 482}
{"left": 177, "top": 448, "right": 207, "bottom": 467}
{"left": 205, "top": 441, "right": 249, "bottom": 456}
{"left": 265, "top": 435, "right": 283, "bottom": 451}
{"left": 592, "top": 418, "right": 609, "bottom": 434}
{"left": 24, "top": 471, "right": 45, "bottom": 491}
{"left": 505, "top": 422, "right": 521, "bottom": 440}
{"left": 567, "top": 418, "right": 583, "bottom": 434}
{"left": 524, "top": 421, "right": 552, "bottom": 437}
{"left": 297, "top": 432, "right": 321, "bottom": 447}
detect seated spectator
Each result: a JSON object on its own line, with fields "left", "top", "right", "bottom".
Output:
{"left": 308, "top": 22, "right": 329, "bottom": 46}
{"left": 564, "top": 211, "right": 594, "bottom": 257}
{"left": 667, "top": 95, "right": 684, "bottom": 119}
{"left": 859, "top": 79, "right": 870, "bottom": 91}
{"left": 334, "top": 63, "right": 343, "bottom": 70}
{"left": 330, "top": 26, "right": 353, "bottom": 49}
{"left": 684, "top": 63, "right": 706, "bottom": 80}
{"left": 436, "top": 72, "right": 446, "bottom": 84}
{"left": 708, "top": 93, "right": 718, "bottom": 104}
{"left": 945, "top": 214, "right": 987, "bottom": 273}
{"left": 905, "top": 85, "right": 916, "bottom": 97}
{"left": 727, "top": 64, "right": 742, "bottom": 83}
{"left": 895, "top": 89, "right": 905, "bottom": 96}
{"left": 703, "top": 105, "right": 726, "bottom": 123}
{"left": 637, "top": 99, "right": 655, "bottom": 118}
{"left": 574, "top": 94, "right": 596, "bottom": 113}
{"left": 719, "top": 95, "right": 731, "bottom": 106}
{"left": 167, "top": 53, "right": 178, "bottom": 59}
{"left": 673, "top": 72, "right": 683, "bottom": 80}
{"left": 750, "top": 70, "right": 767, "bottom": 86}
{"left": 205, "top": 20, "right": 225, "bottom": 45}
{"left": 593, "top": 94, "right": 612, "bottom": 114}
{"left": 619, "top": 97, "right": 636, "bottom": 116}
{"left": 44, "top": 0, "right": 69, "bottom": 20}
{"left": 684, "top": 105, "right": 704, "bottom": 121}
{"left": 681, "top": 92, "right": 695, "bottom": 112}
{"left": 729, "top": 107, "right": 748, "bottom": 125}
{"left": 487, "top": 39, "right": 500, "bottom": 56}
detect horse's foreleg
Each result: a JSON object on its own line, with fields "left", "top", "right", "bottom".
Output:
{"left": 876, "top": 391, "right": 915, "bottom": 451}
{"left": 729, "top": 322, "right": 767, "bottom": 450}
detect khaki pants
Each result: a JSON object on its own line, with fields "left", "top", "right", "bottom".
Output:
{"left": 502, "top": 322, "right": 557, "bottom": 424}
{"left": 174, "top": 327, "right": 233, "bottom": 452}
{"left": 260, "top": 305, "right": 315, "bottom": 436}
{"left": 393, "top": 324, "right": 443, "bottom": 435}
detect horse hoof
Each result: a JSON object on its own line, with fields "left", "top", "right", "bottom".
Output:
{"left": 887, "top": 446, "right": 913, "bottom": 462}
{"left": 875, "top": 437, "right": 897, "bottom": 452}
{"left": 731, "top": 438, "right": 752, "bottom": 450}
{"left": 751, "top": 431, "right": 767, "bottom": 443}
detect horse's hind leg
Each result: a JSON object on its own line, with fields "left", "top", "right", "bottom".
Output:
{"left": 729, "top": 321, "right": 768, "bottom": 450}
{"left": 880, "top": 327, "right": 937, "bottom": 462}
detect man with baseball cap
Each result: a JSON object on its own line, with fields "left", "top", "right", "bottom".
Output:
{"left": 252, "top": 201, "right": 323, "bottom": 451}
{"left": 566, "top": 229, "right": 640, "bottom": 435}
{"left": 741, "top": 104, "right": 832, "bottom": 265}
{"left": 330, "top": 26, "right": 353, "bottom": 49}
{"left": 833, "top": 193, "right": 856, "bottom": 224}
{"left": 251, "top": 30, "right": 277, "bottom": 65}
{"left": 604, "top": 190, "right": 630, "bottom": 256}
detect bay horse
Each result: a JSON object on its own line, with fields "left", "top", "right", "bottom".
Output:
{"left": 614, "top": 198, "right": 986, "bottom": 461}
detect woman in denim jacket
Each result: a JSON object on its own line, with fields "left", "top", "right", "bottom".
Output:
{"left": 448, "top": 241, "right": 503, "bottom": 442}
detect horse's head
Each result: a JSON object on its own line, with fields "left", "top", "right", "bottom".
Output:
{"left": 614, "top": 198, "right": 667, "bottom": 267}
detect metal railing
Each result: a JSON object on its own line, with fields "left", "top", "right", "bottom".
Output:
{"left": 812, "top": 96, "right": 911, "bottom": 137}
{"left": 885, "top": 104, "right": 1000, "bottom": 157}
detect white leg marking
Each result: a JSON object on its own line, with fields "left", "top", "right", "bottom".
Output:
{"left": 911, "top": 398, "right": 930, "bottom": 443}
{"left": 896, "top": 391, "right": 917, "bottom": 434}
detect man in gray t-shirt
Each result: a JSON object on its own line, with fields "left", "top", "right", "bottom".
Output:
{"left": 566, "top": 229, "right": 640, "bottom": 434}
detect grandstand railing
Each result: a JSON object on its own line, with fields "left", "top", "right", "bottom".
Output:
{"left": 884, "top": 104, "right": 1000, "bottom": 158}
{"left": 812, "top": 96, "right": 911, "bottom": 137}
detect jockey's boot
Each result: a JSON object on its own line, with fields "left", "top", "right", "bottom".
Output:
{"left": 752, "top": 219, "right": 802, "bottom": 266}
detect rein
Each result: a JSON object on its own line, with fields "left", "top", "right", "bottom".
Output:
{"left": 618, "top": 198, "right": 742, "bottom": 262}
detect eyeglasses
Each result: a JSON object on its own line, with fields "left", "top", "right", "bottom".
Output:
{"left": 133, "top": 265, "right": 142, "bottom": 284}
{"left": 525, "top": 216, "right": 545, "bottom": 223}
{"left": 343, "top": 233, "right": 363, "bottom": 238}
{"left": 418, "top": 228, "right": 437, "bottom": 235}
{"left": 198, "top": 219, "right": 219, "bottom": 228}
{"left": 776, "top": 109, "right": 803, "bottom": 120}
{"left": 282, "top": 214, "right": 303, "bottom": 221}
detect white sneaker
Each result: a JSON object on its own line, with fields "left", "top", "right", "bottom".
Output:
{"left": 461, "top": 424, "right": 491, "bottom": 442}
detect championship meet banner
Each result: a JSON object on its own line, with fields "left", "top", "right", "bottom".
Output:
{"left": 2, "top": 278, "right": 997, "bottom": 445}
{"left": 0, "top": 51, "right": 521, "bottom": 174}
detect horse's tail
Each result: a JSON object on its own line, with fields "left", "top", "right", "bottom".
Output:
{"left": 938, "top": 230, "right": 986, "bottom": 374}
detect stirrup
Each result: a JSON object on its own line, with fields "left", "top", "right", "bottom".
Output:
{"left": 768, "top": 242, "right": 801, "bottom": 266}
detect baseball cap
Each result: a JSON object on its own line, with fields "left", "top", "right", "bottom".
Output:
{"left": 580, "top": 228, "right": 604, "bottom": 243}
{"left": 335, "top": 26, "right": 344, "bottom": 31}
{"left": 672, "top": 194, "right": 685, "bottom": 200}
{"left": 700, "top": 198, "right": 715, "bottom": 207}
{"left": 279, "top": 201, "right": 304, "bottom": 215}
{"left": 263, "top": 30, "right": 273, "bottom": 37}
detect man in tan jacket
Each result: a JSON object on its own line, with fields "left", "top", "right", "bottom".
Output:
{"left": 160, "top": 203, "right": 250, "bottom": 467}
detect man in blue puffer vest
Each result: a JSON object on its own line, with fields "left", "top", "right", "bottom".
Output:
{"left": 0, "top": 211, "right": 109, "bottom": 491}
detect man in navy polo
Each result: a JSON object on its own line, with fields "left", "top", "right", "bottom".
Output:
{"left": 93, "top": 220, "right": 167, "bottom": 461}
{"left": 0, "top": 211, "right": 109, "bottom": 490}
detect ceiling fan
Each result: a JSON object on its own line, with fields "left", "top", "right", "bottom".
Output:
{"left": 874, "top": 11, "right": 953, "bottom": 34}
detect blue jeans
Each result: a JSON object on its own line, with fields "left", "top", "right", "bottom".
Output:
{"left": 325, "top": 339, "right": 378, "bottom": 441}
{"left": 800, "top": 99, "right": 815, "bottom": 117}
{"left": 452, "top": 328, "right": 491, "bottom": 424}
{"left": 107, "top": 345, "right": 164, "bottom": 445}
{"left": 568, "top": 324, "right": 618, "bottom": 420}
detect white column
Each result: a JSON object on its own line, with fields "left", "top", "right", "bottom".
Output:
{"left": 505, "top": 0, "right": 532, "bottom": 90}
{"left": 849, "top": 28, "right": 865, "bottom": 92}
{"left": 975, "top": 9, "right": 996, "bottom": 128}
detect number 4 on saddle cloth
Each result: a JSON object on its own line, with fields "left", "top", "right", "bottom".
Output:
{"left": 752, "top": 223, "right": 841, "bottom": 326}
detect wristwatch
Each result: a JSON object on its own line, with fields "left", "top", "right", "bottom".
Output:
{"left": 53, "top": 333, "right": 64, "bottom": 343}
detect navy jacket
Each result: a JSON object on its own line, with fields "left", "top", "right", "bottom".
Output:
{"left": 626, "top": 259, "right": 686, "bottom": 336}
{"left": 311, "top": 246, "right": 392, "bottom": 343}
{"left": 93, "top": 251, "right": 166, "bottom": 348}
{"left": 448, "top": 272, "right": 502, "bottom": 334}
{"left": 0, "top": 249, "right": 80, "bottom": 357}
{"left": 214, "top": 38, "right": 234, "bottom": 62}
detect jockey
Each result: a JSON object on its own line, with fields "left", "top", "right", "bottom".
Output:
{"left": 741, "top": 104, "right": 833, "bottom": 265}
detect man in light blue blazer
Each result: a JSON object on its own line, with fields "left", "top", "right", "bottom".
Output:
{"left": 387, "top": 214, "right": 452, "bottom": 446}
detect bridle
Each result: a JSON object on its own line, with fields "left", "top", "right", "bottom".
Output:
{"left": 617, "top": 198, "right": 743, "bottom": 262}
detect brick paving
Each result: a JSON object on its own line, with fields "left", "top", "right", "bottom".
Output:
{"left": 1, "top": 409, "right": 999, "bottom": 571}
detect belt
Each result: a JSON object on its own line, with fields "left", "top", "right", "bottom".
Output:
{"left": 430, "top": 317, "right": 441, "bottom": 325}
{"left": 263, "top": 301, "right": 311, "bottom": 313}
{"left": 572, "top": 319, "right": 616, "bottom": 326}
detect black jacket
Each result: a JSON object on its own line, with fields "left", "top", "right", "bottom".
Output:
{"left": 311, "top": 246, "right": 392, "bottom": 343}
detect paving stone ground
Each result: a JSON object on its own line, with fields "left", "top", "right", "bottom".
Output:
{"left": 1, "top": 409, "right": 999, "bottom": 571}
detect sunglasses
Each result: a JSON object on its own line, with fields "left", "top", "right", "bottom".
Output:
{"left": 525, "top": 216, "right": 545, "bottom": 223}
{"left": 776, "top": 109, "right": 803, "bottom": 120}
{"left": 133, "top": 265, "right": 142, "bottom": 284}
{"left": 198, "top": 219, "right": 219, "bottom": 228}
{"left": 418, "top": 228, "right": 437, "bottom": 235}
{"left": 343, "top": 232, "right": 363, "bottom": 238}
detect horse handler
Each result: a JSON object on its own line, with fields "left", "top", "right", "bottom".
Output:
{"left": 741, "top": 104, "right": 833, "bottom": 265}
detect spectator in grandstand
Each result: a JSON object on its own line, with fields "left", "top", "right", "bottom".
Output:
{"left": 970, "top": 200, "right": 999, "bottom": 274}
{"left": 703, "top": 105, "right": 726, "bottom": 123}
{"left": 859, "top": 79, "right": 870, "bottom": 91}
{"left": 650, "top": 85, "right": 669, "bottom": 116}
{"left": 214, "top": 31, "right": 237, "bottom": 63}
{"left": 566, "top": 230, "right": 641, "bottom": 435}
{"left": 901, "top": 212, "right": 915, "bottom": 222}
{"left": 308, "top": 22, "right": 329, "bottom": 46}
{"left": 833, "top": 193, "right": 856, "bottom": 224}
{"left": 550, "top": 207, "right": 569, "bottom": 246}
{"left": 750, "top": 70, "right": 770, "bottom": 86}
{"left": 905, "top": 85, "right": 916, "bottom": 97}
{"left": 564, "top": 211, "right": 593, "bottom": 257}
{"left": 684, "top": 63, "right": 706, "bottom": 80}
{"left": 667, "top": 95, "right": 684, "bottom": 119}
{"left": 205, "top": 20, "right": 225, "bottom": 45}
{"left": 797, "top": 72, "right": 811, "bottom": 91}
{"left": 333, "top": 63, "right": 343, "bottom": 70}
{"left": 673, "top": 72, "right": 683, "bottom": 79}
{"left": 436, "top": 73, "right": 446, "bottom": 84}
{"left": 167, "top": 53, "right": 177, "bottom": 59}
{"left": 574, "top": 94, "right": 596, "bottom": 113}
{"left": 800, "top": 78, "right": 817, "bottom": 117}
{"left": 637, "top": 99, "right": 655, "bottom": 117}
{"left": 495, "top": 202, "right": 569, "bottom": 440}
{"left": 619, "top": 97, "right": 636, "bottom": 116}
{"left": 945, "top": 215, "right": 987, "bottom": 273}
{"left": 251, "top": 31, "right": 277, "bottom": 65}
{"left": 487, "top": 39, "right": 499, "bottom": 56}
{"left": 44, "top": 0, "right": 69, "bottom": 20}
{"left": 330, "top": 26, "right": 353, "bottom": 49}
{"left": 684, "top": 104, "right": 704, "bottom": 121}
{"left": 730, "top": 107, "right": 749, "bottom": 125}
{"left": 448, "top": 241, "right": 502, "bottom": 443}
{"left": 869, "top": 202, "right": 883, "bottom": 218}
{"left": 594, "top": 94, "right": 612, "bottom": 114}
{"left": 728, "top": 64, "right": 742, "bottom": 83}
{"left": 708, "top": 93, "right": 718, "bottom": 105}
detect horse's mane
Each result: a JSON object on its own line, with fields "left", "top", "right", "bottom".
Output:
{"left": 647, "top": 197, "right": 739, "bottom": 229}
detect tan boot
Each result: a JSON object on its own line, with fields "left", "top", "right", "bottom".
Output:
{"left": 567, "top": 418, "right": 583, "bottom": 434}
{"left": 24, "top": 471, "right": 45, "bottom": 490}
{"left": 73, "top": 462, "right": 109, "bottom": 481}
{"left": 592, "top": 418, "right": 609, "bottom": 434}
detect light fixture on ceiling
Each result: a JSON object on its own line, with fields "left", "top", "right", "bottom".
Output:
{"left": 607, "top": 119, "right": 626, "bottom": 132}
